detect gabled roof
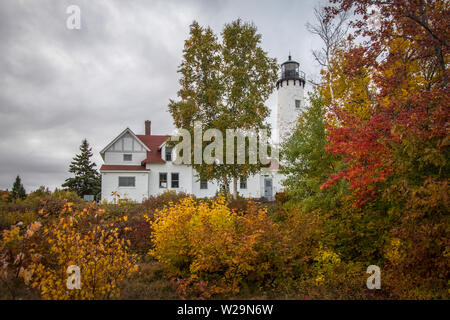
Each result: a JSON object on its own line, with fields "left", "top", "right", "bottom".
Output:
{"left": 136, "top": 134, "right": 170, "bottom": 164}
{"left": 158, "top": 139, "right": 168, "bottom": 150}
{"left": 100, "top": 165, "right": 149, "bottom": 171}
{"left": 100, "top": 128, "right": 150, "bottom": 158}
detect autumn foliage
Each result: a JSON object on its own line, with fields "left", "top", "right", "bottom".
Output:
{"left": 149, "top": 196, "right": 285, "bottom": 297}
{"left": 30, "top": 212, "right": 138, "bottom": 300}
{"left": 0, "top": 1, "right": 448, "bottom": 300}
{"left": 0, "top": 198, "right": 139, "bottom": 300}
{"left": 281, "top": 0, "right": 449, "bottom": 299}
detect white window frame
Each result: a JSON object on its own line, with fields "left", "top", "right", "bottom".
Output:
{"left": 165, "top": 147, "right": 172, "bottom": 162}
{"left": 159, "top": 172, "right": 168, "bottom": 188}
{"left": 171, "top": 172, "right": 179, "bottom": 188}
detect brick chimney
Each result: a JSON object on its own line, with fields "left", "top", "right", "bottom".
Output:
{"left": 145, "top": 120, "right": 151, "bottom": 135}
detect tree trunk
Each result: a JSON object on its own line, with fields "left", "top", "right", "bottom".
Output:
{"left": 232, "top": 176, "right": 238, "bottom": 200}
{"left": 222, "top": 176, "right": 230, "bottom": 197}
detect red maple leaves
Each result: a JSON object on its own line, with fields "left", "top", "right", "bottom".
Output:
{"left": 320, "top": 0, "right": 449, "bottom": 207}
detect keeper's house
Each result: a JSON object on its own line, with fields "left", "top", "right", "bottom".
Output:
{"left": 99, "top": 55, "right": 305, "bottom": 202}
{"left": 99, "top": 121, "right": 282, "bottom": 202}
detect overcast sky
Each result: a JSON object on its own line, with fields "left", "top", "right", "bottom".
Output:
{"left": 0, "top": 0, "right": 324, "bottom": 192}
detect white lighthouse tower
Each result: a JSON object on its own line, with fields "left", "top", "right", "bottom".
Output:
{"left": 276, "top": 55, "right": 306, "bottom": 143}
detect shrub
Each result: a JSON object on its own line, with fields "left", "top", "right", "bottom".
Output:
{"left": 149, "top": 196, "right": 284, "bottom": 297}
{"left": 227, "top": 195, "right": 249, "bottom": 214}
{"left": 141, "top": 190, "right": 190, "bottom": 216}
{"left": 100, "top": 200, "right": 141, "bottom": 220}
{"left": 0, "top": 210, "right": 38, "bottom": 232}
{"left": 119, "top": 261, "right": 179, "bottom": 299}
{"left": 120, "top": 216, "right": 154, "bottom": 257}
{"left": 29, "top": 206, "right": 138, "bottom": 300}
{"left": 0, "top": 221, "right": 43, "bottom": 299}
{"left": 26, "top": 186, "right": 51, "bottom": 200}
{"left": 51, "top": 189, "right": 84, "bottom": 203}
{"left": 0, "top": 190, "right": 10, "bottom": 203}
{"left": 382, "top": 179, "right": 449, "bottom": 299}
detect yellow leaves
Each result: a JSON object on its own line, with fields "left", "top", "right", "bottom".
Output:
{"left": 312, "top": 245, "right": 342, "bottom": 285}
{"left": 2, "top": 227, "right": 18, "bottom": 245}
{"left": 25, "top": 222, "right": 42, "bottom": 238}
{"left": 319, "top": 47, "right": 374, "bottom": 123}
{"left": 18, "top": 267, "right": 33, "bottom": 285}
{"left": 29, "top": 213, "right": 138, "bottom": 300}
{"left": 29, "top": 222, "right": 42, "bottom": 233}
{"left": 150, "top": 196, "right": 280, "bottom": 296}
{"left": 315, "top": 274, "right": 325, "bottom": 285}
{"left": 385, "top": 237, "right": 404, "bottom": 264}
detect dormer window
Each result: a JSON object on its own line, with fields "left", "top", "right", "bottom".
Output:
{"left": 165, "top": 147, "right": 172, "bottom": 162}
{"left": 295, "top": 99, "right": 301, "bottom": 109}
{"left": 123, "top": 154, "right": 132, "bottom": 161}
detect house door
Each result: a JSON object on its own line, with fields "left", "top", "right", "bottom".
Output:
{"left": 264, "top": 178, "right": 273, "bottom": 200}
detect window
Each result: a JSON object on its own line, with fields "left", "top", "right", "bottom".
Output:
{"left": 171, "top": 173, "right": 179, "bottom": 188}
{"left": 123, "top": 154, "right": 132, "bottom": 161}
{"left": 159, "top": 173, "right": 167, "bottom": 188}
{"left": 165, "top": 147, "right": 172, "bottom": 162}
{"left": 200, "top": 180, "right": 208, "bottom": 190}
{"left": 240, "top": 177, "right": 247, "bottom": 189}
{"left": 295, "top": 99, "right": 301, "bottom": 109}
{"left": 118, "top": 176, "right": 135, "bottom": 187}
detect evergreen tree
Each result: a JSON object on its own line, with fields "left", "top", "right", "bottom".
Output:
{"left": 10, "top": 175, "right": 26, "bottom": 200}
{"left": 62, "top": 139, "right": 101, "bottom": 198}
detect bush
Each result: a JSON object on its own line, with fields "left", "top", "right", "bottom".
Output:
{"left": 100, "top": 200, "right": 141, "bottom": 220}
{"left": 0, "top": 210, "right": 38, "bottom": 232}
{"left": 0, "top": 190, "right": 85, "bottom": 227}
{"left": 141, "top": 190, "right": 190, "bottom": 216}
{"left": 0, "top": 221, "right": 43, "bottom": 299}
{"left": 30, "top": 207, "right": 138, "bottom": 300}
{"left": 120, "top": 216, "right": 154, "bottom": 257}
{"left": 149, "top": 196, "right": 284, "bottom": 298}
{"left": 0, "top": 190, "right": 10, "bottom": 203}
{"left": 119, "top": 261, "right": 179, "bottom": 299}
{"left": 227, "top": 195, "right": 249, "bottom": 214}
{"left": 26, "top": 186, "right": 51, "bottom": 200}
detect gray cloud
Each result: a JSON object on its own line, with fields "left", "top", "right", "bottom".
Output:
{"left": 0, "top": 0, "right": 323, "bottom": 192}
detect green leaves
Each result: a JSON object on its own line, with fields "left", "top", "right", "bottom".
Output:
{"left": 62, "top": 139, "right": 100, "bottom": 198}
{"left": 281, "top": 91, "right": 345, "bottom": 211}
{"left": 168, "top": 20, "right": 278, "bottom": 194}
{"left": 10, "top": 175, "right": 26, "bottom": 200}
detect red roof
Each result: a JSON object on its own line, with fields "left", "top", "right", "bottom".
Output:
{"left": 136, "top": 134, "right": 170, "bottom": 164}
{"left": 100, "top": 165, "right": 149, "bottom": 171}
